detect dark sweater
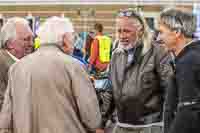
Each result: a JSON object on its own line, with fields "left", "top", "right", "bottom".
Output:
{"left": 164, "top": 40, "right": 200, "bottom": 133}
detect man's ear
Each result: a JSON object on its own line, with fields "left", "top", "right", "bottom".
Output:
{"left": 61, "top": 34, "right": 72, "bottom": 54}
{"left": 174, "top": 29, "right": 182, "bottom": 38}
{"left": 63, "top": 34, "right": 67, "bottom": 46}
{"left": 5, "top": 40, "right": 14, "bottom": 50}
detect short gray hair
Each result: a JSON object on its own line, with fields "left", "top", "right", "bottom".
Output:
{"left": 37, "top": 16, "right": 74, "bottom": 46}
{"left": 159, "top": 8, "right": 197, "bottom": 38}
{"left": 0, "top": 17, "right": 29, "bottom": 48}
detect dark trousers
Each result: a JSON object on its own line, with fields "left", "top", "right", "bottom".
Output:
{"left": 168, "top": 105, "right": 200, "bottom": 133}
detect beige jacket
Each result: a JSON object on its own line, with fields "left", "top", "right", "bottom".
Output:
{"left": 0, "top": 50, "right": 15, "bottom": 111}
{"left": 0, "top": 45, "right": 101, "bottom": 133}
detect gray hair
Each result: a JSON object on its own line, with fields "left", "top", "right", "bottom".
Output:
{"left": 137, "top": 12, "right": 153, "bottom": 53}
{"left": 37, "top": 16, "right": 74, "bottom": 46}
{"left": 0, "top": 17, "right": 29, "bottom": 48}
{"left": 159, "top": 8, "right": 197, "bottom": 38}
{"left": 117, "top": 8, "right": 153, "bottom": 53}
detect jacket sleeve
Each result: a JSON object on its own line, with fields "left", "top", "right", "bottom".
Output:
{"left": 70, "top": 64, "right": 102, "bottom": 131}
{"left": 0, "top": 69, "right": 13, "bottom": 133}
{"left": 163, "top": 74, "right": 178, "bottom": 133}
{"left": 0, "top": 62, "right": 9, "bottom": 111}
{"left": 0, "top": 70, "right": 7, "bottom": 111}
{"left": 154, "top": 45, "right": 174, "bottom": 93}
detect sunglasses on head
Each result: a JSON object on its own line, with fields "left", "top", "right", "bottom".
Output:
{"left": 117, "top": 9, "right": 144, "bottom": 25}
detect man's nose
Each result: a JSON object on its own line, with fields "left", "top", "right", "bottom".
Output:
{"left": 119, "top": 31, "right": 126, "bottom": 39}
{"left": 27, "top": 39, "right": 34, "bottom": 46}
{"left": 156, "top": 33, "right": 162, "bottom": 42}
{"left": 156, "top": 34, "right": 165, "bottom": 44}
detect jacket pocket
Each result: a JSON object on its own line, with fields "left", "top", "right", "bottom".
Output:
{"left": 142, "top": 72, "right": 157, "bottom": 87}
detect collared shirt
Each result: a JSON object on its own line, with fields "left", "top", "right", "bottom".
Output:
{"left": 127, "top": 48, "right": 135, "bottom": 65}
{"left": 6, "top": 50, "right": 19, "bottom": 62}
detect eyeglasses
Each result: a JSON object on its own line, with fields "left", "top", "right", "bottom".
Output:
{"left": 117, "top": 9, "right": 144, "bottom": 26}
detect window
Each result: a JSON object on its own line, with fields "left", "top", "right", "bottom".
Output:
{"left": 145, "top": 17, "right": 155, "bottom": 30}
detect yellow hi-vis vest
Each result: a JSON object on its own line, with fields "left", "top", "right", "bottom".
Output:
{"left": 96, "top": 35, "right": 112, "bottom": 63}
{"left": 34, "top": 37, "right": 40, "bottom": 49}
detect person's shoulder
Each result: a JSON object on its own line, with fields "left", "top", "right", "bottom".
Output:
{"left": 152, "top": 43, "right": 168, "bottom": 54}
{"left": 151, "top": 43, "right": 171, "bottom": 64}
{"left": 186, "top": 41, "right": 200, "bottom": 62}
{"left": 0, "top": 50, "right": 15, "bottom": 66}
{"left": 7, "top": 60, "right": 21, "bottom": 76}
{"left": 182, "top": 40, "right": 200, "bottom": 58}
{"left": 63, "top": 56, "right": 88, "bottom": 75}
{"left": 110, "top": 48, "right": 126, "bottom": 67}
{"left": 111, "top": 48, "right": 125, "bottom": 60}
{"left": 0, "top": 50, "right": 10, "bottom": 71}
{"left": 93, "top": 37, "right": 99, "bottom": 43}
{"left": 113, "top": 47, "right": 125, "bottom": 54}
{"left": 191, "top": 40, "right": 200, "bottom": 52}
{"left": 61, "top": 54, "right": 85, "bottom": 69}
{"left": 0, "top": 49, "right": 5, "bottom": 54}
{"left": 0, "top": 49, "right": 9, "bottom": 58}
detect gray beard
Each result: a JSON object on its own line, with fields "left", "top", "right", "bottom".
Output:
{"left": 118, "top": 42, "right": 136, "bottom": 50}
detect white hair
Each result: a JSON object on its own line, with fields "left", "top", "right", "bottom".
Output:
{"left": 37, "top": 16, "right": 74, "bottom": 46}
{"left": 0, "top": 17, "right": 29, "bottom": 48}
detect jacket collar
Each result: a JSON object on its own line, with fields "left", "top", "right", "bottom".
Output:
{"left": 133, "top": 40, "right": 152, "bottom": 63}
{"left": 176, "top": 39, "right": 200, "bottom": 61}
{"left": 0, "top": 50, "right": 16, "bottom": 65}
{"left": 114, "top": 40, "right": 152, "bottom": 63}
{"left": 124, "top": 42, "right": 147, "bottom": 68}
{"left": 6, "top": 50, "right": 19, "bottom": 62}
{"left": 37, "top": 43, "right": 62, "bottom": 51}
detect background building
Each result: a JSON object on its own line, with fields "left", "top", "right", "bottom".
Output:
{"left": 0, "top": 0, "right": 196, "bottom": 38}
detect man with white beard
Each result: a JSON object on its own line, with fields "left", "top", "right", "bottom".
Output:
{"left": 108, "top": 8, "right": 174, "bottom": 133}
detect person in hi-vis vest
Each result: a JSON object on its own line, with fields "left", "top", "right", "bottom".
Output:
{"left": 89, "top": 23, "right": 112, "bottom": 73}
